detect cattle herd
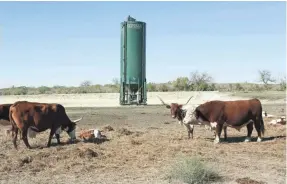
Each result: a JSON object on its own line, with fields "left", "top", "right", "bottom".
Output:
{"left": 0, "top": 95, "right": 272, "bottom": 150}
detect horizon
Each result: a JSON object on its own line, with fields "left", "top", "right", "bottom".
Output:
{"left": 0, "top": 1, "right": 286, "bottom": 88}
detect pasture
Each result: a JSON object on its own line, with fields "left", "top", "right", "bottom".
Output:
{"left": 0, "top": 91, "right": 286, "bottom": 184}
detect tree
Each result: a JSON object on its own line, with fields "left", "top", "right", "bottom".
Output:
{"left": 112, "top": 78, "right": 119, "bottom": 85}
{"left": 172, "top": 77, "right": 190, "bottom": 91}
{"left": 80, "top": 80, "right": 92, "bottom": 87}
{"left": 258, "top": 70, "right": 276, "bottom": 89}
{"left": 189, "top": 71, "right": 214, "bottom": 91}
{"left": 279, "top": 75, "right": 286, "bottom": 91}
{"left": 147, "top": 82, "right": 156, "bottom": 91}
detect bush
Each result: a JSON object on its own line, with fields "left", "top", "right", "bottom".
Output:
{"left": 166, "top": 156, "right": 221, "bottom": 184}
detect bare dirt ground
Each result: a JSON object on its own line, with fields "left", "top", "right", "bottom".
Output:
{"left": 0, "top": 92, "right": 286, "bottom": 184}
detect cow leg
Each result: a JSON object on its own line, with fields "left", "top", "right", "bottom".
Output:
{"left": 245, "top": 121, "right": 253, "bottom": 142}
{"left": 22, "top": 127, "right": 32, "bottom": 149}
{"left": 223, "top": 126, "right": 227, "bottom": 141}
{"left": 184, "top": 124, "right": 193, "bottom": 139}
{"left": 254, "top": 120, "right": 263, "bottom": 142}
{"left": 47, "top": 128, "right": 57, "bottom": 147}
{"left": 12, "top": 127, "right": 19, "bottom": 150}
{"left": 55, "top": 133, "right": 62, "bottom": 145}
{"left": 189, "top": 124, "right": 194, "bottom": 139}
{"left": 184, "top": 124, "right": 190, "bottom": 139}
{"left": 214, "top": 123, "right": 223, "bottom": 144}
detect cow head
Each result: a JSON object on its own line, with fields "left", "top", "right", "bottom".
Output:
{"left": 63, "top": 116, "right": 83, "bottom": 140}
{"left": 157, "top": 95, "right": 193, "bottom": 121}
{"left": 62, "top": 122, "right": 77, "bottom": 140}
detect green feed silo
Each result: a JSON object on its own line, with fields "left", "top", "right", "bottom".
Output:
{"left": 120, "top": 15, "right": 147, "bottom": 105}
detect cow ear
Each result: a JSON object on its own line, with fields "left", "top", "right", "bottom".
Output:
{"left": 178, "top": 105, "right": 183, "bottom": 109}
{"left": 166, "top": 105, "right": 171, "bottom": 109}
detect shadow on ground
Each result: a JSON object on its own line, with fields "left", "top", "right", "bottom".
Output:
{"left": 204, "top": 135, "right": 286, "bottom": 143}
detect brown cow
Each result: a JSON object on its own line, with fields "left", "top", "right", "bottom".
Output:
{"left": 185, "top": 98, "right": 265, "bottom": 143}
{"left": 0, "top": 104, "right": 15, "bottom": 137}
{"left": 9, "top": 101, "right": 83, "bottom": 149}
{"left": 157, "top": 95, "right": 227, "bottom": 140}
{"left": 0, "top": 104, "right": 12, "bottom": 122}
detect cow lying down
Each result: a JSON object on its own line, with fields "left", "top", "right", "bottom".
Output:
{"left": 79, "top": 129, "right": 107, "bottom": 141}
{"left": 268, "top": 116, "right": 286, "bottom": 126}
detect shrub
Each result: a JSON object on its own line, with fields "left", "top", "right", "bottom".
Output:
{"left": 166, "top": 156, "right": 221, "bottom": 184}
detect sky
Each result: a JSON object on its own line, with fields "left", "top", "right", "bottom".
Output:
{"left": 0, "top": 1, "right": 286, "bottom": 88}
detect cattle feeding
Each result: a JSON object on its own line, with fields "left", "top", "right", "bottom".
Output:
{"left": 9, "top": 101, "right": 83, "bottom": 150}
{"left": 183, "top": 98, "right": 265, "bottom": 143}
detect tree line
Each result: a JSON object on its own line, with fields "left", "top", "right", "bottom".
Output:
{"left": 0, "top": 70, "right": 285, "bottom": 96}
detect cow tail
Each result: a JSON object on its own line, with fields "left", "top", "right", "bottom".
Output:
{"left": 261, "top": 118, "right": 265, "bottom": 137}
{"left": 9, "top": 107, "right": 23, "bottom": 140}
{"left": 9, "top": 108, "right": 17, "bottom": 138}
{"left": 9, "top": 108, "right": 15, "bottom": 128}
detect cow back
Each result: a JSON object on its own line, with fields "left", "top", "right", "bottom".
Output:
{"left": 11, "top": 101, "right": 72, "bottom": 131}
{"left": 195, "top": 99, "right": 262, "bottom": 126}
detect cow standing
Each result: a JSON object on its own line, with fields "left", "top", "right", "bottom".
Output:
{"left": 9, "top": 101, "right": 83, "bottom": 149}
{"left": 183, "top": 98, "right": 265, "bottom": 143}
{"left": 0, "top": 104, "right": 15, "bottom": 137}
{"left": 157, "top": 95, "right": 198, "bottom": 139}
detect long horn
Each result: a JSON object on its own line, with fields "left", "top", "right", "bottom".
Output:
{"left": 184, "top": 96, "right": 193, "bottom": 105}
{"left": 156, "top": 95, "right": 169, "bottom": 106}
{"left": 73, "top": 116, "right": 84, "bottom": 123}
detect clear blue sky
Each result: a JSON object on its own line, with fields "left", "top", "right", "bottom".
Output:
{"left": 0, "top": 1, "right": 285, "bottom": 88}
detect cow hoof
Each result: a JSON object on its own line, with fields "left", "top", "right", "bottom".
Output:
{"left": 257, "top": 137, "right": 262, "bottom": 142}
{"left": 244, "top": 137, "right": 251, "bottom": 142}
{"left": 213, "top": 139, "right": 220, "bottom": 144}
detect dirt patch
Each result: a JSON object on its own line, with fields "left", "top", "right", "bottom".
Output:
{"left": 76, "top": 147, "right": 99, "bottom": 159}
{"left": 236, "top": 177, "right": 266, "bottom": 184}
{"left": 0, "top": 120, "right": 10, "bottom": 126}
{"left": 18, "top": 156, "right": 33, "bottom": 166}
{"left": 102, "top": 125, "right": 114, "bottom": 132}
{"left": 0, "top": 104, "right": 285, "bottom": 184}
{"left": 116, "top": 128, "right": 134, "bottom": 136}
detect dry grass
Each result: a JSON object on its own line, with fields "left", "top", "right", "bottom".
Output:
{"left": 0, "top": 103, "right": 286, "bottom": 184}
{"left": 235, "top": 177, "right": 266, "bottom": 184}
{"left": 165, "top": 155, "right": 221, "bottom": 184}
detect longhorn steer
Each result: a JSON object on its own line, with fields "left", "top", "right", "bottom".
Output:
{"left": 183, "top": 98, "right": 265, "bottom": 143}
{"left": 9, "top": 101, "right": 83, "bottom": 149}
{"left": 157, "top": 95, "right": 197, "bottom": 139}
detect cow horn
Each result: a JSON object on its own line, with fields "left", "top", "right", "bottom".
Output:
{"left": 184, "top": 96, "right": 193, "bottom": 105}
{"left": 73, "top": 116, "right": 83, "bottom": 123}
{"left": 156, "top": 95, "right": 169, "bottom": 106}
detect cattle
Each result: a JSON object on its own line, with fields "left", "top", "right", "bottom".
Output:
{"left": 183, "top": 98, "right": 265, "bottom": 143}
{"left": 0, "top": 104, "right": 15, "bottom": 137}
{"left": 268, "top": 116, "right": 286, "bottom": 126}
{"left": 183, "top": 104, "right": 228, "bottom": 140}
{"left": 79, "top": 129, "right": 106, "bottom": 141}
{"left": 0, "top": 104, "right": 12, "bottom": 122}
{"left": 157, "top": 95, "right": 195, "bottom": 138}
{"left": 157, "top": 95, "right": 228, "bottom": 139}
{"left": 9, "top": 101, "right": 83, "bottom": 149}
